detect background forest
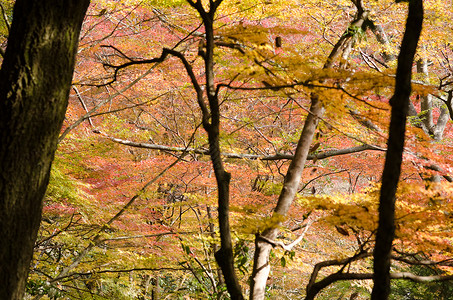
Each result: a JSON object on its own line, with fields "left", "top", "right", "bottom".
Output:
{"left": 1, "top": 0, "right": 453, "bottom": 299}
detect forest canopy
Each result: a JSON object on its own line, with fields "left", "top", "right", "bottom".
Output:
{"left": 1, "top": 0, "right": 452, "bottom": 299}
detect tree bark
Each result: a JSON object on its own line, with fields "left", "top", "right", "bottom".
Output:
{"left": 249, "top": 3, "right": 370, "bottom": 298}
{"left": 371, "top": 1, "right": 423, "bottom": 299}
{"left": 0, "top": 1, "right": 90, "bottom": 299}
{"left": 186, "top": 1, "right": 244, "bottom": 298}
{"left": 412, "top": 57, "right": 450, "bottom": 140}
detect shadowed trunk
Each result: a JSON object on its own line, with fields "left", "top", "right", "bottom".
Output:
{"left": 0, "top": 1, "right": 90, "bottom": 299}
{"left": 371, "top": 0, "right": 423, "bottom": 299}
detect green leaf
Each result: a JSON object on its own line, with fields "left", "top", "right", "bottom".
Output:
{"left": 280, "top": 256, "right": 286, "bottom": 267}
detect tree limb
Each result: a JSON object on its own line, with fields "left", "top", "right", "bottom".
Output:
{"left": 423, "top": 164, "right": 453, "bottom": 182}
{"left": 59, "top": 64, "right": 161, "bottom": 142}
{"left": 305, "top": 271, "right": 453, "bottom": 300}
{"left": 72, "top": 87, "right": 93, "bottom": 127}
{"left": 257, "top": 219, "right": 313, "bottom": 251}
{"left": 0, "top": 2, "right": 10, "bottom": 34}
{"left": 391, "top": 255, "right": 453, "bottom": 267}
{"left": 305, "top": 251, "right": 453, "bottom": 300}
{"left": 95, "top": 130, "right": 385, "bottom": 161}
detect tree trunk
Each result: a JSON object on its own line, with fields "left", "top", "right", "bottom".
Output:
{"left": 250, "top": 97, "right": 324, "bottom": 299}
{"left": 416, "top": 58, "right": 435, "bottom": 132}
{"left": 0, "top": 1, "right": 90, "bottom": 299}
{"left": 371, "top": 0, "right": 423, "bottom": 299}
{"left": 186, "top": 1, "right": 244, "bottom": 298}
{"left": 249, "top": 3, "right": 370, "bottom": 298}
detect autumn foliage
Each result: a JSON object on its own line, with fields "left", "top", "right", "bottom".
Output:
{"left": 10, "top": 0, "right": 453, "bottom": 299}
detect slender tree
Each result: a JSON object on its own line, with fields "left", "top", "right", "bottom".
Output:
{"left": 372, "top": 0, "right": 423, "bottom": 298}
{"left": 178, "top": 1, "right": 244, "bottom": 298}
{"left": 249, "top": 1, "right": 370, "bottom": 298}
{"left": 0, "top": 1, "right": 90, "bottom": 299}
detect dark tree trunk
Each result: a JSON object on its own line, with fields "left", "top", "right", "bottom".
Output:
{"left": 371, "top": 1, "right": 423, "bottom": 299}
{"left": 186, "top": 1, "right": 243, "bottom": 298}
{"left": 205, "top": 17, "right": 244, "bottom": 300}
{"left": 0, "top": 1, "right": 90, "bottom": 299}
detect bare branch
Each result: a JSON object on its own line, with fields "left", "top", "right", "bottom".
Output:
{"left": 257, "top": 220, "right": 313, "bottom": 251}
{"left": 72, "top": 87, "right": 93, "bottom": 127}
{"left": 100, "top": 50, "right": 171, "bottom": 86}
{"left": 101, "top": 46, "right": 209, "bottom": 126}
{"left": 306, "top": 252, "right": 373, "bottom": 295}
{"left": 95, "top": 130, "right": 385, "bottom": 161}
{"left": 35, "top": 214, "right": 79, "bottom": 247}
{"left": 59, "top": 64, "right": 161, "bottom": 142}
{"left": 59, "top": 267, "right": 187, "bottom": 280}
{"left": 305, "top": 272, "right": 373, "bottom": 300}
{"left": 100, "top": 231, "right": 198, "bottom": 242}
{"left": 305, "top": 253, "right": 453, "bottom": 300}
{"left": 0, "top": 2, "right": 10, "bottom": 34}
{"left": 305, "top": 270, "right": 453, "bottom": 300}
{"left": 392, "top": 255, "right": 453, "bottom": 267}
{"left": 423, "top": 164, "right": 453, "bottom": 182}
{"left": 391, "top": 272, "right": 453, "bottom": 283}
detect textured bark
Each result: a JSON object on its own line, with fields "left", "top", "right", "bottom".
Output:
{"left": 0, "top": 1, "right": 89, "bottom": 299}
{"left": 371, "top": 1, "right": 423, "bottom": 299}
{"left": 249, "top": 3, "right": 370, "bottom": 298}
